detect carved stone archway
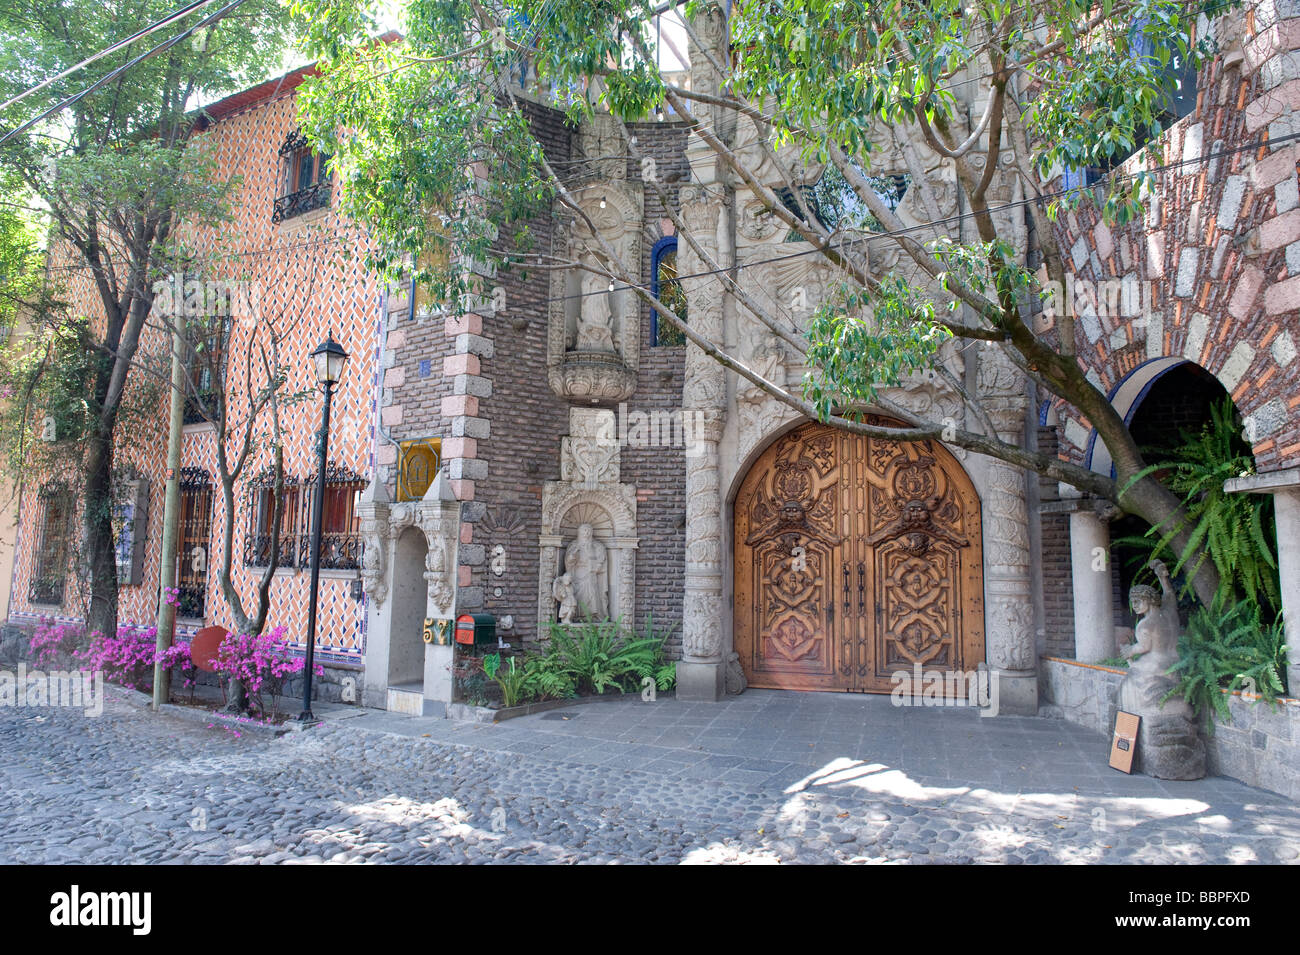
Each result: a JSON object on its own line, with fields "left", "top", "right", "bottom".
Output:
{"left": 357, "top": 468, "right": 461, "bottom": 712}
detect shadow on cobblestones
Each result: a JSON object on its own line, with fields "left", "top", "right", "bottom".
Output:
{"left": 1, "top": 687, "right": 1296, "bottom": 864}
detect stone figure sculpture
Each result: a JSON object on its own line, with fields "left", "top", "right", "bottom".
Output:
{"left": 562, "top": 523, "right": 609, "bottom": 620}
{"left": 576, "top": 273, "right": 617, "bottom": 352}
{"left": 1117, "top": 559, "right": 1206, "bottom": 779}
{"left": 552, "top": 572, "right": 576, "bottom": 625}
{"left": 1122, "top": 561, "right": 1181, "bottom": 674}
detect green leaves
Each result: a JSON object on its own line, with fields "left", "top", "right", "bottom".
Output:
{"left": 1165, "top": 600, "right": 1288, "bottom": 725}
{"left": 293, "top": 1, "right": 558, "bottom": 300}
{"left": 803, "top": 276, "right": 952, "bottom": 417}
{"left": 1119, "top": 398, "right": 1281, "bottom": 614}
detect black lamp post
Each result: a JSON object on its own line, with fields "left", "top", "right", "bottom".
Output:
{"left": 299, "top": 333, "right": 348, "bottom": 723}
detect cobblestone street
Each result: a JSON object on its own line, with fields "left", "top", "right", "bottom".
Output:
{"left": 2, "top": 687, "right": 1297, "bottom": 864}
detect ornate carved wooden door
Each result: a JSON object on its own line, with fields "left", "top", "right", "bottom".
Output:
{"left": 733, "top": 419, "right": 984, "bottom": 694}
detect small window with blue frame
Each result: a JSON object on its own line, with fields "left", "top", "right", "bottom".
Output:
{"left": 651, "top": 236, "right": 686, "bottom": 346}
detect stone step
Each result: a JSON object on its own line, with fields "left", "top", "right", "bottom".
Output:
{"left": 387, "top": 684, "right": 436, "bottom": 717}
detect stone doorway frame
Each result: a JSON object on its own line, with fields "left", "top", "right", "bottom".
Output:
{"left": 357, "top": 469, "right": 461, "bottom": 713}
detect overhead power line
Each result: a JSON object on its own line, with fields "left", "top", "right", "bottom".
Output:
{"left": 0, "top": 0, "right": 219, "bottom": 114}
{"left": 0, "top": 0, "right": 254, "bottom": 148}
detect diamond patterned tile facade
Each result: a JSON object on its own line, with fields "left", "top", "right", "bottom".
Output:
{"left": 8, "top": 74, "right": 381, "bottom": 665}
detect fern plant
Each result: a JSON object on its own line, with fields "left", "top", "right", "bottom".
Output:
{"left": 544, "top": 616, "right": 677, "bottom": 695}
{"left": 494, "top": 656, "right": 529, "bottom": 708}
{"left": 1164, "top": 598, "right": 1288, "bottom": 727}
{"left": 1118, "top": 397, "right": 1280, "bottom": 614}
{"left": 522, "top": 653, "right": 577, "bottom": 701}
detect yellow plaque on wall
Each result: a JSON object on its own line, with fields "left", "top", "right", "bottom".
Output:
{"left": 422, "top": 617, "right": 450, "bottom": 645}
{"left": 398, "top": 438, "right": 442, "bottom": 502}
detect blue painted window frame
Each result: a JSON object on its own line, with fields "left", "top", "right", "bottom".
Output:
{"left": 650, "top": 235, "right": 684, "bottom": 346}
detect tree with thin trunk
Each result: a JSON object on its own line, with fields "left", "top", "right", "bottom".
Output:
{"left": 0, "top": 0, "right": 292, "bottom": 638}
{"left": 120, "top": 240, "right": 333, "bottom": 712}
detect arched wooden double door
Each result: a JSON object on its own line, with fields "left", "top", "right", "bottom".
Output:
{"left": 734, "top": 419, "right": 985, "bottom": 693}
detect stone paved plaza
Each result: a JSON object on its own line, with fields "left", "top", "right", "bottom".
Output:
{"left": 2, "top": 686, "right": 1297, "bottom": 864}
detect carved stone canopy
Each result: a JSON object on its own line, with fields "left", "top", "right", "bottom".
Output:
{"left": 547, "top": 182, "right": 643, "bottom": 403}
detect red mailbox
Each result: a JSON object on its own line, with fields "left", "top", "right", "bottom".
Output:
{"left": 455, "top": 613, "right": 496, "bottom": 646}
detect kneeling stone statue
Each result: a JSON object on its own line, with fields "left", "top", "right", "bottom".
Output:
{"left": 1118, "top": 559, "right": 1206, "bottom": 780}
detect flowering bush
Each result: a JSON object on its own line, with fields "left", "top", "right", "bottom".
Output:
{"left": 213, "top": 625, "right": 322, "bottom": 718}
{"left": 75, "top": 623, "right": 160, "bottom": 691}
{"left": 157, "top": 641, "right": 198, "bottom": 699}
{"left": 29, "top": 618, "right": 85, "bottom": 668}
{"left": 64, "top": 622, "right": 195, "bottom": 694}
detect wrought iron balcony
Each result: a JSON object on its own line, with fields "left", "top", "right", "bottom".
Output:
{"left": 298, "top": 532, "right": 362, "bottom": 571}
{"left": 272, "top": 181, "right": 331, "bottom": 224}
{"left": 243, "top": 532, "right": 298, "bottom": 569}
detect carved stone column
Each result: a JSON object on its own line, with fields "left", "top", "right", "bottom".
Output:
{"left": 357, "top": 479, "right": 392, "bottom": 709}
{"left": 418, "top": 469, "right": 461, "bottom": 706}
{"left": 677, "top": 186, "right": 728, "bottom": 701}
{"left": 977, "top": 345, "right": 1038, "bottom": 714}
{"left": 675, "top": 3, "right": 732, "bottom": 701}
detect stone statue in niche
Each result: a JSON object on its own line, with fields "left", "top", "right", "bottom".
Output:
{"left": 562, "top": 523, "right": 609, "bottom": 621}
{"left": 1118, "top": 558, "right": 1206, "bottom": 779}
{"left": 576, "top": 272, "right": 617, "bottom": 353}
{"left": 552, "top": 572, "right": 576, "bottom": 625}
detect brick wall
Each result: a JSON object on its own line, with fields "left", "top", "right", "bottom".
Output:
{"left": 413, "top": 110, "right": 702, "bottom": 649}
{"left": 1051, "top": 9, "right": 1300, "bottom": 473}
{"left": 1037, "top": 426, "right": 1076, "bottom": 657}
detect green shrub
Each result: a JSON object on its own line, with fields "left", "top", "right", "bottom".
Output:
{"left": 1118, "top": 398, "right": 1280, "bottom": 614}
{"left": 522, "top": 653, "right": 576, "bottom": 701}
{"left": 540, "top": 616, "right": 678, "bottom": 696}
{"left": 1165, "top": 599, "right": 1288, "bottom": 727}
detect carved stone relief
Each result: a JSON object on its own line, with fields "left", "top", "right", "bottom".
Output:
{"left": 560, "top": 407, "right": 620, "bottom": 486}
{"left": 538, "top": 408, "right": 638, "bottom": 630}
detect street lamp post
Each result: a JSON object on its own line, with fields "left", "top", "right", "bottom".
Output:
{"left": 299, "top": 334, "right": 348, "bottom": 723}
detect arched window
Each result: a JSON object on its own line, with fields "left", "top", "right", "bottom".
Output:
{"left": 651, "top": 236, "right": 686, "bottom": 346}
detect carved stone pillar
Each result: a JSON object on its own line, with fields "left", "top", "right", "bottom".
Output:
{"left": 677, "top": 185, "right": 728, "bottom": 701}
{"left": 418, "top": 470, "right": 461, "bottom": 706}
{"left": 977, "top": 346, "right": 1038, "bottom": 714}
{"left": 679, "top": 412, "right": 726, "bottom": 699}
{"left": 675, "top": 3, "right": 732, "bottom": 701}
{"left": 357, "top": 479, "right": 392, "bottom": 709}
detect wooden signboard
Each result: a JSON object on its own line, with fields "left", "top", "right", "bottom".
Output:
{"left": 1110, "top": 711, "right": 1141, "bottom": 773}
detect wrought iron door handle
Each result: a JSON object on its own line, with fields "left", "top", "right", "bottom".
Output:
{"left": 858, "top": 562, "right": 865, "bottom": 614}
{"left": 843, "top": 564, "right": 851, "bottom": 614}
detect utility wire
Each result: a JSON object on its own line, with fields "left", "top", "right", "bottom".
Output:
{"left": 37, "top": 123, "right": 1297, "bottom": 307}
{"left": 0, "top": 0, "right": 254, "bottom": 147}
{"left": 0, "top": 0, "right": 219, "bottom": 114}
